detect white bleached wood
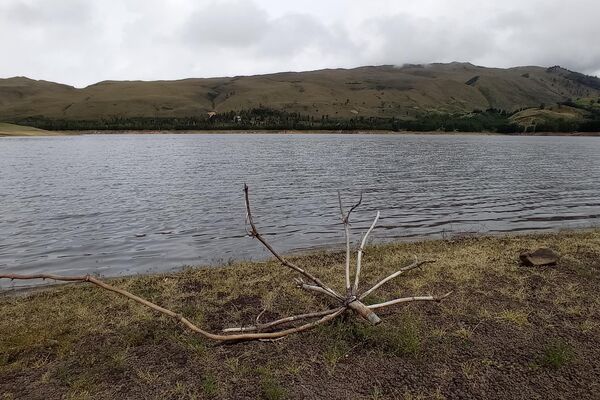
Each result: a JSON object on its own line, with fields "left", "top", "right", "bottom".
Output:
{"left": 353, "top": 211, "right": 380, "bottom": 294}
{"left": 368, "top": 292, "right": 453, "bottom": 309}
{"left": 359, "top": 258, "right": 434, "bottom": 300}
{"left": 222, "top": 307, "right": 344, "bottom": 333}
{"left": 338, "top": 191, "right": 362, "bottom": 295}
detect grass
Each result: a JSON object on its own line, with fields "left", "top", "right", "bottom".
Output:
{"left": 0, "top": 122, "right": 63, "bottom": 136}
{"left": 1, "top": 230, "right": 600, "bottom": 399}
{"left": 258, "top": 368, "right": 287, "bottom": 400}
{"left": 540, "top": 340, "right": 574, "bottom": 369}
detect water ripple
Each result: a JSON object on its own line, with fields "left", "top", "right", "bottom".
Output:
{"left": 1, "top": 133, "right": 600, "bottom": 287}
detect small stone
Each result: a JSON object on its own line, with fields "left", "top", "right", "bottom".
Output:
{"left": 519, "top": 247, "right": 559, "bottom": 266}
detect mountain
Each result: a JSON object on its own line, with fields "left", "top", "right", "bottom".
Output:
{"left": 1, "top": 63, "right": 600, "bottom": 131}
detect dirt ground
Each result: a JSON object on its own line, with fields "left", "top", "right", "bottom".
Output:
{"left": 1, "top": 230, "right": 599, "bottom": 399}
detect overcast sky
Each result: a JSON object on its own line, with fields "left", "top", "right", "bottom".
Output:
{"left": 1, "top": 0, "right": 599, "bottom": 87}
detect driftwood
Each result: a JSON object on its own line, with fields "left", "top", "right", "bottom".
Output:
{"left": 0, "top": 185, "right": 451, "bottom": 342}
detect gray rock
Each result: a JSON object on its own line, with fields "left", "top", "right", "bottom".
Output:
{"left": 519, "top": 248, "right": 559, "bottom": 266}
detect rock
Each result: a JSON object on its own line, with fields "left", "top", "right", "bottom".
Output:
{"left": 519, "top": 248, "right": 559, "bottom": 266}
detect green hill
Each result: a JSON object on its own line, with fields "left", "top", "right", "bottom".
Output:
{"left": 1, "top": 63, "right": 600, "bottom": 131}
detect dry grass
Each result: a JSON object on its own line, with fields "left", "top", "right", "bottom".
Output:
{"left": 0, "top": 122, "right": 65, "bottom": 137}
{"left": 1, "top": 229, "right": 600, "bottom": 399}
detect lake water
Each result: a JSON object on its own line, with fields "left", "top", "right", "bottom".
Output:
{"left": 1, "top": 133, "right": 599, "bottom": 285}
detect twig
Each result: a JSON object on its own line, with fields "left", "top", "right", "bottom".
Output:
{"left": 353, "top": 211, "right": 380, "bottom": 294}
{"left": 359, "top": 258, "right": 435, "bottom": 300}
{"left": 368, "top": 292, "right": 453, "bottom": 309}
{"left": 297, "top": 282, "right": 344, "bottom": 301}
{"left": 222, "top": 307, "right": 344, "bottom": 333}
{"left": 338, "top": 191, "right": 362, "bottom": 295}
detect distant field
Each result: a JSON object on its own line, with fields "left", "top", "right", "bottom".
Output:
{"left": 0, "top": 122, "right": 63, "bottom": 137}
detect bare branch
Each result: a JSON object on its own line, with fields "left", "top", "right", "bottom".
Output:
{"left": 255, "top": 308, "right": 267, "bottom": 324}
{"left": 0, "top": 274, "right": 343, "bottom": 342}
{"left": 343, "top": 192, "right": 363, "bottom": 224}
{"left": 359, "top": 258, "right": 435, "bottom": 300}
{"left": 244, "top": 184, "right": 340, "bottom": 299}
{"left": 222, "top": 307, "right": 344, "bottom": 333}
{"left": 297, "top": 282, "right": 344, "bottom": 301}
{"left": 338, "top": 191, "right": 363, "bottom": 295}
{"left": 353, "top": 211, "right": 380, "bottom": 294}
{"left": 368, "top": 292, "right": 453, "bottom": 309}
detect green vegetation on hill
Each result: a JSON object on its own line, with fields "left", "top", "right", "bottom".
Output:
{"left": 2, "top": 230, "right": 600, "bottom": 398}
{"left": 14, "top": 108, "right": 521, "bottom": 132}
{"left": 2, "top": 63, "right": 600, "bottom": 133}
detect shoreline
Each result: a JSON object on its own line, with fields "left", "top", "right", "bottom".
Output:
{"left": 2, "top": 229, "right": 599, "bottom": 398}
{"left": 4, "top": 227, "right": 598, "bottom": 294}
{"left": 3, "top": 128, "right": 600, "bottom": 137}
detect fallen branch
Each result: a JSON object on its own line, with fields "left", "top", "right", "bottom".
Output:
{"left": 359, "top": 258, "right": 435, "bottom": 300}
{"left": 1, "top": 185, "right": 451, "bottom": 342}
{"left": 369, "top": 292, "right": 453, "bottom": 309}
{"left": 354, "top": 211, "right": 380, "bottom": 295}
{"left": 222, "top": 307, "right": 344, "bottom": 333}
{"left": 338, "top": 191, "right": 362, "bottom": 295}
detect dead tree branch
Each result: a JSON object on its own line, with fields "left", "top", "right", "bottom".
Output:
{"left": 1, "top": 186, "right": 451, "bottom": 342}
{"left": 359, "top": 258, "right": 435, "bottom": 300}
{"left": 354, "top": 211, "right": 380, "bottom": 295}
{"left": 338, "top": 191, "right": 362, "bottom": 295}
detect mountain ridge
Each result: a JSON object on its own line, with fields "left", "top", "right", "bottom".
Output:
{"left": 1, "top": 63, "right": 600, "bottom": 131}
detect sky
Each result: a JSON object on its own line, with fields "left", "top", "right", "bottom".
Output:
{"left": 1, "top": 0, "right": 599, "bottom": 87}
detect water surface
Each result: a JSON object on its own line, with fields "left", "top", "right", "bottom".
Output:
{"left": 1, "top": 133, "right": 599, "bottom": 285}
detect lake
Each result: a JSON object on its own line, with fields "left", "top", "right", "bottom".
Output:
{"left": 1, "top": 133, "right": 599, "bottom": 285}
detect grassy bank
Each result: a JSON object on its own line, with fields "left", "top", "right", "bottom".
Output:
{"left": 1, "top": 230, "right": 600, "bottom": 399}
{"left": 0, "top": 123, "right": 65, "bottom": 137}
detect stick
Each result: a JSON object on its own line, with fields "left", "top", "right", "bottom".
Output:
{"left": 222, "top": 307, "right": 344, "bottom": 333}
{"left": 353, "top": 211, "right": 380, "bottom": 294}
{"left": 244, "top": 184, "right": 340, "bottom": 299}
{"left": 368, "top": 292, "right": 453, "bottom": 309}
{"left": 0, "top": 274, "right": 343, "bottom": 342}
{"left": 338, "top": 191, "right": 362, "bottom": 295}
{"left": 359, "top": 258, "right": 434, "bottom": 300}
{"left": 297, "top": 282, "right": 344, "bottom": 301}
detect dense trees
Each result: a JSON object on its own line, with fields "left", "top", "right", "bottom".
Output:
{"left": 14, "top": 105, "right": 600, "bottom": 133}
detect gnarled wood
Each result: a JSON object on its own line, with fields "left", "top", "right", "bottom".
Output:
{"left": 1, "top": 185, "right": 451, "bottom": 343}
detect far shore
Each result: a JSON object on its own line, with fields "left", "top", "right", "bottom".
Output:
{"left": 3, "top": 127, "right": 600, "bottom": 137}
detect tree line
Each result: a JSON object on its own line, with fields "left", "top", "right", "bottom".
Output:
{"left": 13, "top": 105, "right": 600, "bottom": 133}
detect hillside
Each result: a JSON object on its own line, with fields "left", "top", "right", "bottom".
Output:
{"left": 0, "top": 122, "right": 61, "bottom": 137}
{"left": 1, "top": 63, "right": 600, "bottom": 131}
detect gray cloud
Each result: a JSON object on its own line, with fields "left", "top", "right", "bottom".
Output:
{"left": 0, "top": 0, "right": 598, "bottom": 87}
{"left": 184, "top": 1, "right": 269, "bottom": 48}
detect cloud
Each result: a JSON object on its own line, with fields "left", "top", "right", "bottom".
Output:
{"left": 184, "top": 1, "right": 269, "bottom": 48}
{"left": 0, "top": 0, "right": 598, "bottom": 86}
{"left": 361, "top": 13, "right": 494, "bottom": 66}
